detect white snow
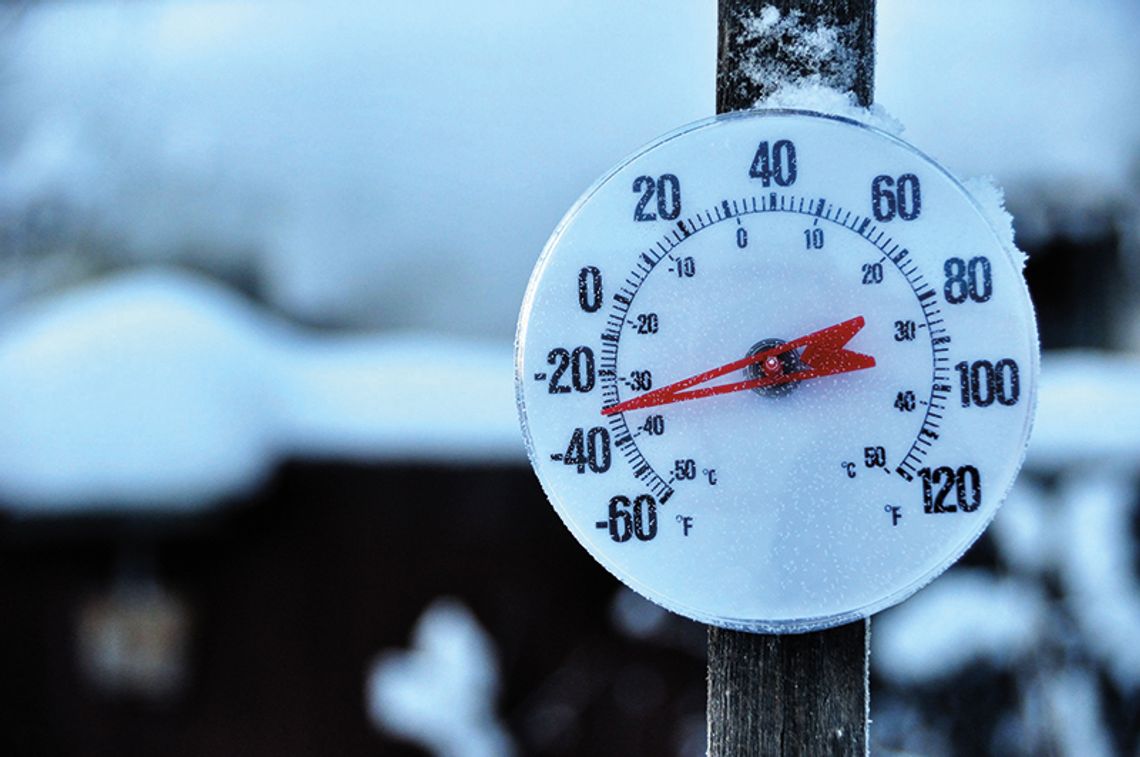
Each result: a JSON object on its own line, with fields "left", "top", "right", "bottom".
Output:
{"left": 1056, "top": 471, "right": 1140, "bottom": 690}
{"left": 365, "top": 598, "right": 516, "bottom": 757}
{"left": 1041, "top": 669, "right": 1114, "bottom": 757}
{"left": 735, "top": 5, "right": 858, "bottom": 102}
{"left": 0, "top": 270, "right": 282, "bottom": 510}
{"left": 961, "top": 176, "right": 1023, "bottom": 269}
{"left": 988, "top": 477, "right": 1057, "bottom": 575}
{"left": 755, "top": 81, "right": 903, "bottom": 137}
{"left": 872, "top": 570, "right": 1046, "bottom": 684}
{"left": 1028, "top": 351, "right": 1140, "bottom": 470}
{"left": 0, "top": 269, "right": 520, "bottom": 513}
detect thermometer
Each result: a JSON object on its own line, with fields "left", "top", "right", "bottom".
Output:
{"left": 515, "top": 110, "right": 1038, "bottom": 632}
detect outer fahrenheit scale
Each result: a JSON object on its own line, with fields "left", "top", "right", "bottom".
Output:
{"left": 515, "top": 110, "right": 1038, "bottom": 632}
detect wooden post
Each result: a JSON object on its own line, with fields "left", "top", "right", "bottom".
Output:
{"left": 708, "top": 622, "right": 869, "bottom": 755}
{"left": 709, "top": 2, "right": 875, "bottom": 755}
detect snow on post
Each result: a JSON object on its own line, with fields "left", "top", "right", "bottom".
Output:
{"left": 717, "top": 0, "right": 875, "bottom": 112}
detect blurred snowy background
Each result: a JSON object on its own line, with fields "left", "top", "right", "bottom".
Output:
{"left": 0, "top": 1, "right": 1138, "bottom": 755}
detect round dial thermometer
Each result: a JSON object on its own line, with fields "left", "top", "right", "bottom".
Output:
{"left": 516, "top": 110, "right": 1038, "bottom": 632}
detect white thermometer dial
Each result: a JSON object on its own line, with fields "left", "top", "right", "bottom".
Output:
{"left": 516, "top": 110, "right": 1038, "bottom": 632}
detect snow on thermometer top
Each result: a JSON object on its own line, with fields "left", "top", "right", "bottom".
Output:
{"left": 515, "top": 110, "right": 1038, "bottom": 633}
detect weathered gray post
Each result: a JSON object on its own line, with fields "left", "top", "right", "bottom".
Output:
{"left": 708, "top": 2, "right": 875, "bottom": 755}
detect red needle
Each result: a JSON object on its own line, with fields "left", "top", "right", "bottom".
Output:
{"left": 601, "top": 316, "right": 875, "bottom": 416}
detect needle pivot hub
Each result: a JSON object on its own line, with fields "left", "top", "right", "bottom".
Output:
{"left": 746, "top": 338, "right": 806, "bottom": 397}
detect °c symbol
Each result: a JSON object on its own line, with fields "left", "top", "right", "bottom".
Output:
{"left": 842, "top": 461, "right": 856, "bottom": 478}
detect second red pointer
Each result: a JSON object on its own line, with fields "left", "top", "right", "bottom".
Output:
{"left": 601, "top": 316, "right": 876, "bottom": 416}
